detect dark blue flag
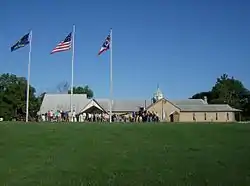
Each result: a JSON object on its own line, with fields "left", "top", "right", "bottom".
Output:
{"left": 11, "top": 33, "right": 30, "bottom": 52}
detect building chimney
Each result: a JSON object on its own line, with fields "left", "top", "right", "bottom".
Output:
{"left": 203, "top": 96, "right": 208, "bottom": 104}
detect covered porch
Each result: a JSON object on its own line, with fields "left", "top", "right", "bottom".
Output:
{"left": 79, "top": 99, "right": 107, "bottom": 114}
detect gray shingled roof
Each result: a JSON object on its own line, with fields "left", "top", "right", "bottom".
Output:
{"left": 178, "top": 104, "right": 241, "bottom": 112}
{"left": 38, "top": 94, "right": 90, "bottom": 114}
{"left": 172, "top": 99, "right": 207, "bottom": 105}
{"left": 38, "top": 94, "right": 240, "bottom": 115}
{"left": 95, "top": 99, "right": 152, "bottom": 112}
{"left": 94, "top": 99, "right": 109, "bottom": 111}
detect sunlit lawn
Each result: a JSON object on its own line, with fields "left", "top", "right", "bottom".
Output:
{"left": 0, "top": 122, "right": 250, "bottom": 185}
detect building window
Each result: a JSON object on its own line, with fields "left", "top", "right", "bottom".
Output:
{"left": 193, "top": 113, "right": 196, "bottom": 121}
{"left": 216, "top": 113, "right": 218, "bottom": 120}
{"left": 204, "top": 113, "right": 207, "bottom": 120}
{"left": 227, "top": 112, "right": 229, "bottom": 120}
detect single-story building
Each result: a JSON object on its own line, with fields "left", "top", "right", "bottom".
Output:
{"left": 146, "top": 98, "right": 241, "bottom": 122}
{"left": 38, "top": 94, "right": 151, "bottom": 116}
{"left": 38, "top": 92, "right": 241, "bottom": 122}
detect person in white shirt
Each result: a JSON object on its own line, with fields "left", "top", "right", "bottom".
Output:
{"left": 41, "top": 114, "right": 46, "bottom": 122}
{"left": 82, "top": 113, "right": 86, "bottom": 122}
{"left": 79, "top": 114, "right": 84, "bottom": 122}
{"left": 72, "top": 110, "right": 76, "bottom": 122}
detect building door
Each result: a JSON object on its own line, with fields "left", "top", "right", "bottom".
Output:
{"left": 170, "top": 114, "right": 174, "bottom": 122}
{"left": 169, "top": 112, "right": 180, "bottom": 122}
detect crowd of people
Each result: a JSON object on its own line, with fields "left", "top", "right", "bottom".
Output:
{"left": 39, "top": 109, "right": 160, "bottom": 123}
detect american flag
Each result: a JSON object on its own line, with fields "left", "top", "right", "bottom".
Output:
{"left": 98, "top": 33, "right": 111, "bottom": 55}
{"left": 51, "top": 32, "right": 72, "bottom": 54}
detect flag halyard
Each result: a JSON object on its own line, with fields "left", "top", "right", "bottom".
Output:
{"left": 11, "top": 32, "right": 30, "bottom": 52}
{"left": 51, "top": 32, "right": 72, "bottom": 54}
{"left": 98, "top": 33, "right": 111, "bottom": 55}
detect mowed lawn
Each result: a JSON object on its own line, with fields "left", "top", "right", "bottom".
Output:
{"left": 0, "top": 123, "right": 250, "bottom": 185}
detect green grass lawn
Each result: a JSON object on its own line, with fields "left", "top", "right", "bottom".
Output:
{"left": 0, "top": 122, "right": 250, "bottom": 185}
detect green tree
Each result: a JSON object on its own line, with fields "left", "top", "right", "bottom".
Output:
{"left": 0, "top": 73, "right": 39, "bottom": 120}
{"left": 211, "top": 74, "right": 248, "bottom": 108}
{"left": 190, "top": 91, "right": 213, "bottom": 103}
{"left": 36, "top": 92, "right": 46, "bottom": 111}
{"left": 191, "top": 73, "right": 250, "bottom": 120}
{"left": 241, "top": 90, "right": 250, "bottom": 120}
{"left": 68, "top": 85, "right": 94, "bottom": 99}
{"left": 37, "top": 92, "right": 46, "bottom": 102}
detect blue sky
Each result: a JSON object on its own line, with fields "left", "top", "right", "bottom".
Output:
{"left": 1, "top": 0, "right": 250, "bottom": 100}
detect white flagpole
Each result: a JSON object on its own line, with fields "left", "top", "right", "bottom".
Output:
{"left": 25, "top": 30, "right": 32, "bottom": 123}
{"left": 109, "top": 28, "right": 113, "bottom": 123}
{"left": 70, "top": 25, "right": 75, "bottom": 121}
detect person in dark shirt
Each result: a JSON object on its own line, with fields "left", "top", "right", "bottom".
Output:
{"left": 61, "top": 111, "right": 65, "bottom": 121}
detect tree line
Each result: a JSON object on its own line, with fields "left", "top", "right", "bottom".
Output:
{"left": 0, "top": 73, "right": 94, "bottom": 121}
{"left": 0, "top": 73, "right": 249, "bottom": 121}
{"left": 191, "top": 74, "right": 250, "bottom": 120}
